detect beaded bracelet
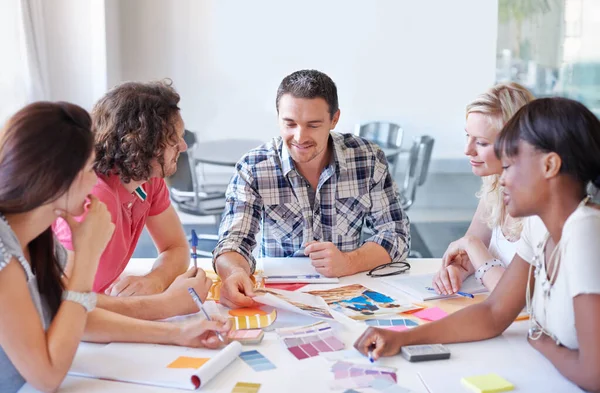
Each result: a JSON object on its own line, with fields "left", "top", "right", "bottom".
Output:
{"left": 474, "top": 258, "right": 503, "bottom": 285}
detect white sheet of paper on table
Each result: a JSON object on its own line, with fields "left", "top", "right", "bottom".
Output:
{"left": 68, "top": 341, "right": 243, "bottom": 390}
{"left": 253, "top": 287, "right": 335, "bottom": 320}
{"left": 260, "top": 257, "right": 340, "bottom": 283}
{"left": 381, "top": 273, "right": 488, "bottom": 301}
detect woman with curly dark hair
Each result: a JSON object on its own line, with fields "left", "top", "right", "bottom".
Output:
{"left": 54, "top": 80, "right": 212, "bottom": 321}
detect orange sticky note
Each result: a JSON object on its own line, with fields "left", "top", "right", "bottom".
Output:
{"left": 167, "top": 356, "right": 210, "bottom": 369}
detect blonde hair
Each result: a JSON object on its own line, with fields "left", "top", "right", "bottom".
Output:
{"left": 466, "top": 82, "right": 535, "bottom": 239}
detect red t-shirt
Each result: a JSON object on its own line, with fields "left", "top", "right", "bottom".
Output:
{"left": 53, "top": 173, "right": 171, "bottom": 293}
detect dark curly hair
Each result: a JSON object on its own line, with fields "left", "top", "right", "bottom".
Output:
{"left": 92, "top": 80, "right": 181, "bottom": 183}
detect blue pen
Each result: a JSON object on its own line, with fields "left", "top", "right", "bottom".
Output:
{"left": 426, "top": 286, "right": 474, "bottom": 299}
{"left": 188, "top": 288, "right": 225, "bottom": 343}
{"left": 190, "top": 229, "right": 198, "bottom": 269}
{"left": 368, "top": 343, "right": 375, "bottom": 363}
{"left": 267, "top": 274, "right": 322, "bottom": 279}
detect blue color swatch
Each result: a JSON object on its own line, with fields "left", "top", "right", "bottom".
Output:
{"left": 365, "top": 319, "right": 418, "bottom": 327}
{"left": 239, "top": 350, "right": 276, "bottom": 372}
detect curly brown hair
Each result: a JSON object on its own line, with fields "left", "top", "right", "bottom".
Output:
{"left": 92, "top": 80, "right": 181, "bottom": 183}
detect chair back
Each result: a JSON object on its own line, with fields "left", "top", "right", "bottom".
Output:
{"left": 166, "top": 130, "right": 198, "bottom": 193}
{"left": 354, "top": 122, "right": 403, "bottom": 150}
{"left": 400, "top": 135, "right": 434, "bottom": 210}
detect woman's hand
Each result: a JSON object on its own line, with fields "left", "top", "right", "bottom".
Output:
{"left": 172, "top": 315, "right": 232, "bottom": 349}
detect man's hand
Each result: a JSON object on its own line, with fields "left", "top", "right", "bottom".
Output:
{"left": 219, "top": 269, "right": 258, "bottom": 309}
{"left": 160, "top": 268, "right": 214, "bottom": 316}
{"left": 105, "top": 275, "right": 165, "bottom": 297}
{"left": 305, "top": 241, "right": 354, "bottom": 278}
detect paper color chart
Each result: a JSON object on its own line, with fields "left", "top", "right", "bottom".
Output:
{"left": 284, "top": 333, "right": 345, "bottom": 360}
{"left": 229, "top": 309, "right": 277, "bottom": 330}
{"left": 231, "top": 382, "right": 261, "bottom": 393}
{"left": 239, "top": 350, "right": 276, "bottom": 372}
{"left": 330, "top": 361, "right": 398, "bottom": 390}
{"left": 228, "top": 329, "right": 264, "bottom": 344}
{"left": 277, "top": 322, "right": 345, "bottom": 360}
{"left": 365, "top": 319, "right": 419, "bottom": 327}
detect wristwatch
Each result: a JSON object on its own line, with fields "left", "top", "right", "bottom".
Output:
{"left": 62, "top": 290, "right": 97, "bottom": 312}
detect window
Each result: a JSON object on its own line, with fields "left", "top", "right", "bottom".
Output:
{"left": 496, "top": 0, "right": 600, "bottom": 117}
{"left": 0, "top": 1, "right": 27, "bottom": 124}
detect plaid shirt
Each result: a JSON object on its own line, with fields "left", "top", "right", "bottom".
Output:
{"left": 213, "top": 132, "right": 410, "bottom": 273}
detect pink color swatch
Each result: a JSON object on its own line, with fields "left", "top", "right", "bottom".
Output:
{"left": 229, "top": 330, "right": 263, "bottom": 339}
{"left": 413, "top": 307, "right": 448, "bottom": 322}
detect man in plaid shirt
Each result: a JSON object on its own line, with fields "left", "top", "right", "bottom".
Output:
{"left": 213, "top": 70, "right": 410, "bottom": 308}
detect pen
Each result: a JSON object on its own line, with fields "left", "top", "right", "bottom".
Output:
{"left": 188, "top": 287, "right": 225, "bottom": 343}
{"left": 190, "top": 229, "right": 198, "bottom": 269}
{"left": 368, "top": 343, "right": 375, "bottom": 363}
{"left": 267, "top": 274, "right": 322, "bottom": 279}
{"left": 426, "top": 286, "right": 474, "bottom": 299}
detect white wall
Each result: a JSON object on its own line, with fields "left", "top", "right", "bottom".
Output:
{"left": 41, "top": 0, "right": 110, "bottom": 110}
{"left": 115, "top": 0, "right": 499, "bottom": 167}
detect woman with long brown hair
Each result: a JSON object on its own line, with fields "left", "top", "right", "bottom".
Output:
{"left": 0, "top": 102, "right": 229, "bottom": 393}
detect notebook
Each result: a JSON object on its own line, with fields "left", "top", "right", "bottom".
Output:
{"left": 69, "top": 341, "right": 242, "bottom": 390}
{"left": 382, "top": 273, "right": 487, "bottom": 301}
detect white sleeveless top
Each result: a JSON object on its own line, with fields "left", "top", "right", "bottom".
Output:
{"left": 488, "top": 226, "right": 518, "bottom": 266}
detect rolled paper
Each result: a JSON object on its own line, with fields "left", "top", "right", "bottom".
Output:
{"left": 191, "top": 341, "right": 243, "bottom": 389}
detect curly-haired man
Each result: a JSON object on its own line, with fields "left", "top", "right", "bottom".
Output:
{"left": 54, "top": 81, "right": 212, "bottom": 320}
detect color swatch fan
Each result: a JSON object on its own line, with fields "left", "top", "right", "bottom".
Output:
{"left": 228, "top": 308, "right": 277, "bottom": 330}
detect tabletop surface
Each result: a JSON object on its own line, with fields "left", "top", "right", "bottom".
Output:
{"left": 19, "top": 258, "right": 584, "bottom": 393}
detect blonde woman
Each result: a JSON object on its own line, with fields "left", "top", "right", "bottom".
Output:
{"left": 432, "top": 83, "right": 535, "bottom": 295}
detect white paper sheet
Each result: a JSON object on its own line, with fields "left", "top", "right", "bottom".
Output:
{"left": 382, "top": 273, "right": 487, "bottom": 301}
{"left": 69, "top": 341, "right": 242, "bottom": 390}
{"left": 260, "top": 257, "right": 340, "bottom": 283}
{"left": 417, "top": 364, "right": 585, "bottom": 393}
{"left": 253, "top": 288, "right": 335, "bottom": 320}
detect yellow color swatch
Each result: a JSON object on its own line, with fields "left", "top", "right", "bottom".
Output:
{"left": 231, "top": 382, "right": 261, "bottom": 393}
{"left": 167, "top": 356, "right": 210, "bottom": 370}
{"left": 461, "top": 373, "right": 514, "bottom": 393}
{"left": 230, "top": 309, "right": 277, "bottom": 330}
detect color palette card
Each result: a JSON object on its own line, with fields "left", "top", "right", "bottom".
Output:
{"left": 365, "top": 318, "right": 419, "bottom": 327}
{"left": 229, "top": 309, "right": 277, "bottom": 330}
{"left": 231, "top": 382, "right": 261, "bottom": 393}
{"left": 413, "top": 307, "right": 448, "bottom": 322}
{"left": 275, "top": 321, "right": 332, "bottom": 336}
{"left": 461, "top": 373, "right": 514, "bottom": 393}
{"left": 369, "top": 377, "right": 416, "bottom": 393}
{"left": 329, "top": 361, "right": 398, "bottom": 390}
{"left": 320, "top": 348, "right": 366, "bottom": 362}
{"left": 331, "top": 361, "right": 397, "bottom": 382}
{"left": 228, "top": 329, "right": 264, "bottom": 345}
{"left": 239, "top": 350, "right": 276, "bottom": 372}
{"left": 276, "top": 322, "right": 345, "bottom": 360}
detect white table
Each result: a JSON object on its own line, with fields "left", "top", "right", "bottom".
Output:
{"left": 19, "top": 258, "right": 584, "bottom": 392}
